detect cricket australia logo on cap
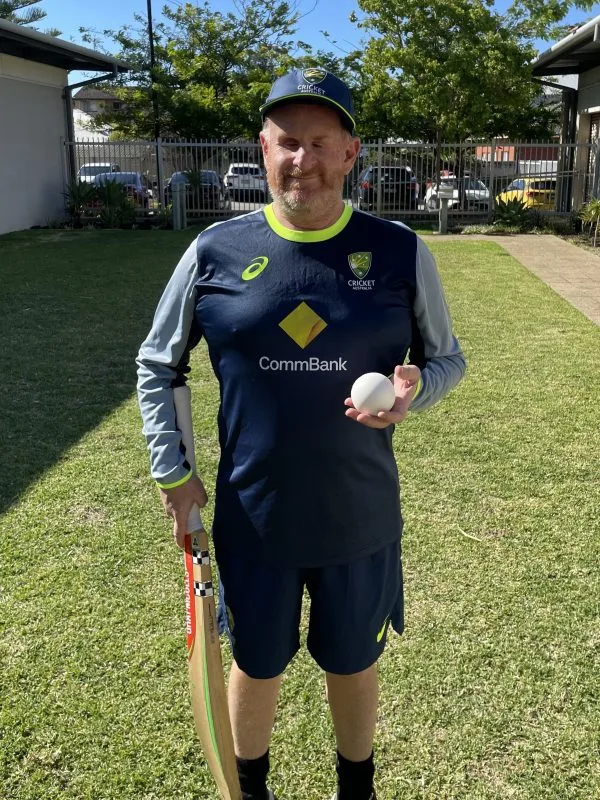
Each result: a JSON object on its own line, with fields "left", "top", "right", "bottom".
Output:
{"left": 348, "top": 252, "right": 375, "bottom": 291}
{"left": 302, "top": 67, "right": 328, "bottom": 84}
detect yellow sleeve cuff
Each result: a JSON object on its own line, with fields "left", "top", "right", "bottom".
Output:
{"left": 156, "top": 469, "right": 193, "bottom": 490}
{"left": 412, "top": 377, "right": 423, "bottom": 400}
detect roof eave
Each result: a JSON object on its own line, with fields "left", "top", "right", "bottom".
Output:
{"left": 531, "top": 14, "right": 600, "bottom": 76}
{"left": 0, "top": 17, "right": 130, "bottom": 73}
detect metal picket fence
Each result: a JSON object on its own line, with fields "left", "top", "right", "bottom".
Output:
{"left": 65, "top": 137, "right": 598, "bottom": 224}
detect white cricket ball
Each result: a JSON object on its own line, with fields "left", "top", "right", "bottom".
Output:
{"left": 350, "top": 372, "right": 396, "bottom": 415}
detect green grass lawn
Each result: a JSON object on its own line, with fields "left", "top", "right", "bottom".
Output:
{"left": 1, "top": 229, "right": 598, "bottom": 800}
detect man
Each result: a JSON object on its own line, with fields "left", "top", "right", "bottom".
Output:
{"left": 137, "top": 68, "right": 466, "bottom": 800}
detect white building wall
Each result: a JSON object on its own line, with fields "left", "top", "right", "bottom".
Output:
{"left": 577, "top": 65, "right": 600, "bottom": 116}
{"left": 0, "top": 55, "right": 68, "bottom": 235}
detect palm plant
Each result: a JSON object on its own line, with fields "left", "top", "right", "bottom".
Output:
{"left": 95, "top": 180, "right": 136, "bottom": 228}
{"left": 579, "top": 198, "right": 600, "bottom": 247}
{"left": 493, "top": 197, "right": 531, "bottom": 229}
{"left": 183, "top": 169, "right": 204, "bottom": 210}
{"left": 184, "top": 169, "right": 204, "bottom": 188}
{"left": 62, "top": 180, "right": 96, "bottom": 227}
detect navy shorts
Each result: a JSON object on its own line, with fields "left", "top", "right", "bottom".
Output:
{"left": 216, "top": 541, "right": 404, "bottom": 679}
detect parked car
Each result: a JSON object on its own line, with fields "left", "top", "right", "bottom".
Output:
{"left": 352, "top": 165, "right": 420, "bottom": 212}
{"left": 78, "top": 162, "right": 121, "bottom": 184}
{"left": 496, "top": 177, "right": 557, "bottom": 210}
{"left": 223, "top": 163, "right": 267, "bottom": 202}
{"left": 164, "top": 170, "right": 229, "bottom": 210}
{"left": 425, "top": 175, "right": 490, "bottom": 212}
{"left": 93, "top": 171, "right": 151, "bottom": 207}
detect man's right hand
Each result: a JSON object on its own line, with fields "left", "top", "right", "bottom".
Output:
{"left": 159, "top": 475, "right": 208, "bottom": 549}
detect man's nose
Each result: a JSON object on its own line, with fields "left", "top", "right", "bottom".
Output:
{"left": 293, "top": 146, "right": 316, "bottom": 170}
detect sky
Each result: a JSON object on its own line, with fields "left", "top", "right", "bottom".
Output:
{"left": 38, "top": 0, "right": 600, "bottom": 83}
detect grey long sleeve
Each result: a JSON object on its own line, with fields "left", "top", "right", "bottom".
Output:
{"left": 409, "top": 236, "right": 466, "bottom": 411}
{"left": 136, "top": 239, "right": 201, "bottom": 486}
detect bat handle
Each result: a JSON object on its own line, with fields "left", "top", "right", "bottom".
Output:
{"left": 173, "top": 384, "right": 206, "bottom": 534}
{"left": 188, "top": 505, "right": 204, "bottom": 533}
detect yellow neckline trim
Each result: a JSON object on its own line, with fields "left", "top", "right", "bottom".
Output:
{"left": 264, "top": 203, "right": 353, "bottom": 242}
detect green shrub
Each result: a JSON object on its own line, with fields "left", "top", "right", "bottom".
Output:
{"left": 493, "top": 197, "right": 535, "bottom": 230}
{"left": 460, "top": 223, "right": 531, "bottom": 235}
{"left": 152, "top": 206, "right": 172, "bottom": 229}
{"left": 95, "top": 180, "right": 137, "bottom": 229}
{"left": 460, "top": 224, "right": 495, "bottom": 234}
{"left": 540, "top": 214, "right": 579, "bottom": 235}
{"left": 62, "top": 180, "right": 97, "bottom": 227}
{"left": 579, "top": 198, "right": 600, "bottom": 246}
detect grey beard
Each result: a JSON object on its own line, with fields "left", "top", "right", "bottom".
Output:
{"left": 273, "top": 189, "right": 313, "bottom": 213}
{"left": 267, "top": 180, "right": 313, "bottom": 213}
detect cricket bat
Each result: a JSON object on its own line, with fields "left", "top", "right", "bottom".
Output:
{"left": 173, "top": 384, "right": 241, "bottom": 800}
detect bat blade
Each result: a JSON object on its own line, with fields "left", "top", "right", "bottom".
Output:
{"left": 174, "top": 385, "right": 241, "bottom": 800}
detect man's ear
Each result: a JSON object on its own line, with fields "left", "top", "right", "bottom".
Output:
{"left": 344, "top": 136, "right": 361, "bottom": 173}
{"left": 259, "top": 129, "right": 269, "bottom": 157}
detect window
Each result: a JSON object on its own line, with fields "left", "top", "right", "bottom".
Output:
{"left": 530, "top": 180, "right": 556, "bottom": 191}
{"left": 232, "top": 166, "right": 261, "bottom": 176}
{"left": 80, "top": 165, "right": 114, "bottom": 177}
{"left": 463, "top": 179, "right": 487, "bottom": 190}
{"left": 377, "top": 167, "right": 412, "bottom": 182}
{"left": 97, "top": 173, "right": 138, "bottom": 186}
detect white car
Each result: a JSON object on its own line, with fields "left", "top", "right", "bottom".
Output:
{"left": 224, "top": 163, "right": 267, "bottom": 202}
{"left": 77, "top": 162, "right": 121, "bottom": 184}
{"left": 425, "top": 175, "right": 490, "bottom": 212}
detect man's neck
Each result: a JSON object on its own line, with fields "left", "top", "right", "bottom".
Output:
{"left": 271, "top": 199, "right": 346, "bottom": 231}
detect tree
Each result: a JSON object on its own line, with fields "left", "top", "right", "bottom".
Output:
{"left": 84, "top": 0, "right": 348, "bottom": 141}
{"left": 0, "top": 0, "right": 45, "bottom": 25}
{"left": 503, "top": 0, "right": 595, "bottom": 40}
{"left": 0, "top": 0, "right": 60, "bottom": 35}
{"left": 353, "top": 0, "right": 595, "bottom": 142}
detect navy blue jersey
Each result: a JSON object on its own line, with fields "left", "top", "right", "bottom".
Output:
{"left": 137, "top": 205, "right": 465, "bottom": 566}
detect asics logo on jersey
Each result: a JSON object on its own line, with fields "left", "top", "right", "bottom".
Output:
{"left": 242, "top": 256, "right": 269, "bottom": 281}
{"left": 348, "top": 252, "right": 375, "bottom": 290}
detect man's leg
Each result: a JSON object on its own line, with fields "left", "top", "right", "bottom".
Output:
{"left": 325, "top": 664, "right": 378, "bottom": 761}
{"left": 229, "top": 661, "right": 282, "bottom": 758}
{"left": 306, "top": 543, "right": 402, "bottom": 799}
{"left": 228, "top": 661, "right": 283, "bottom": 800}
{"left": 325, "top": 665, "right": 378, "bottom": 799}
{"left": 325, "top": 664, "right": 378, "bottom": 800}
{"left": 216, "top": 548, "right": 304, "bottom": 797}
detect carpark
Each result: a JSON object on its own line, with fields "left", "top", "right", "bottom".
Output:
{"left": 66, "top": 137, "right": 593, "bottom": 228}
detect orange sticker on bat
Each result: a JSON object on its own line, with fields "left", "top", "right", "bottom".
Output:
{"left": 184, "top": 536, "right": 196, "bottom": 656}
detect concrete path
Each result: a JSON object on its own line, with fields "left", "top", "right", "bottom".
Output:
{"left": 424, "top": 234, "right": 600, "bottom": 325}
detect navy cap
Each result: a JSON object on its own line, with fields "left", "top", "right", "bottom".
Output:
{"left": 260, "top": 67, "right": 356, "bottom": 133}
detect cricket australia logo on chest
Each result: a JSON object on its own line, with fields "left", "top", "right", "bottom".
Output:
{"left": 348, "top": 252, "right": 375, "bottom": 291}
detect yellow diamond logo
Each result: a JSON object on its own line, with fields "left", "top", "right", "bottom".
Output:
{"left": 279, "top": 302, "right": 327, "bottom": 349}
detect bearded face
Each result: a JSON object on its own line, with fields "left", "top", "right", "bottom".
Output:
{"left": 260, "top": 103, "right": 359, "bottom": 224}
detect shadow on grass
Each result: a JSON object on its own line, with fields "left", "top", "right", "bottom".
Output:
{"left": 0, "top": 228, "right": 202, "bottom": 515}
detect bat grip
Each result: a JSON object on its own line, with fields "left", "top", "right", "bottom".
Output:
{"left": 187, "top": 506, "right": 203, "bottom": 533}
{"left": 173, "top": 384, "right": 205, "bottom": 533}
